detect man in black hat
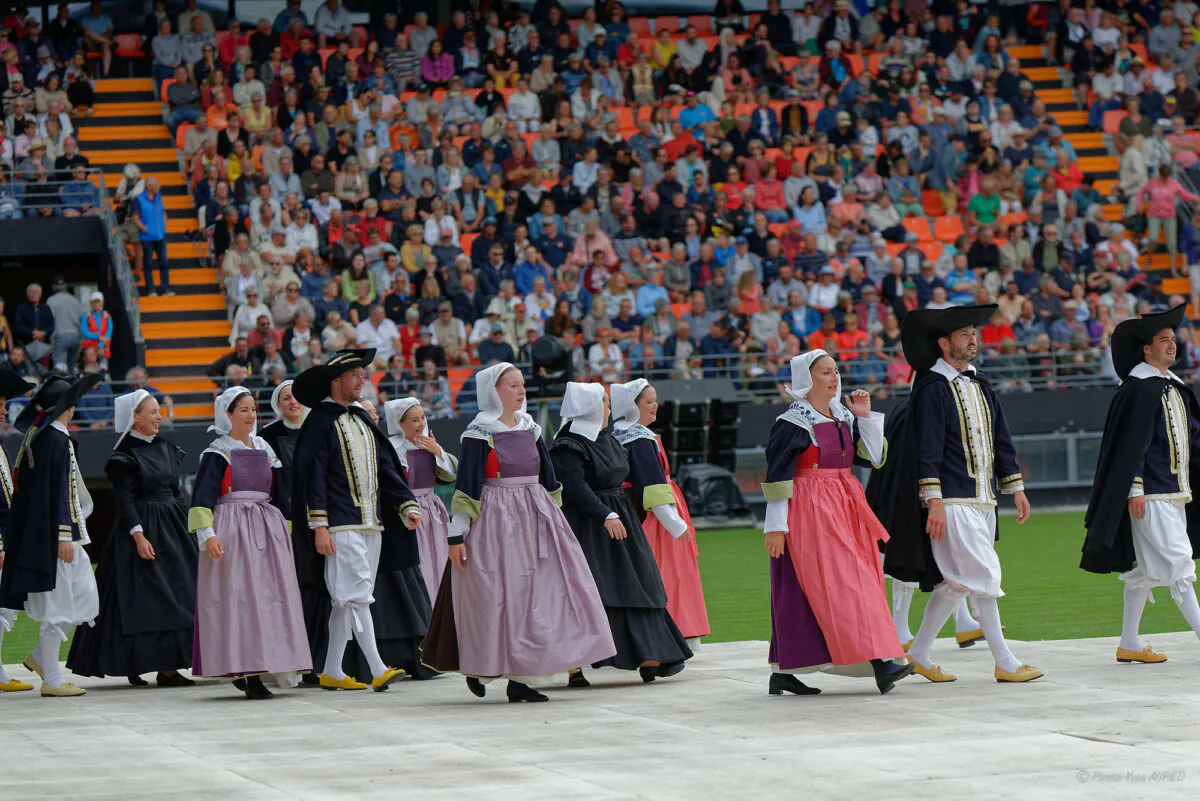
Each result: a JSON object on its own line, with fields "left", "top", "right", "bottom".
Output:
{"left": 1083, "top": 304, "right": 1200, "bottom": 664}
{"left": 868, "top": 305, "right": 1041, "bottom": 684}
{"left": 0, "top": 372, "right": 103, "bottom": 697}
{"left": 0, "top": 368, "right": 34, "bottom": 692}
{"left": 290, "top": 349, "right": 422, "bottom": 691}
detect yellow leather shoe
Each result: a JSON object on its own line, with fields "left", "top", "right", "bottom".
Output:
{"left": 955, "top": 628, "right": 985, "bottom": 648}
{"left": 907, "top": 656, "right": 957, "bottom": 682}
{"left": 318, "top": 674, "right": 368, "bottom": 691}
{"left": 1117, "top": 646, "right": 1167, "bottom": 664}
{"left": 371, "top": 667, "right": 405, "bottom": 692}
{"left": 23, "top": 653, "right": 43, "bottom": 679}
{"left": 0, "top": 678, "right": 33, "bottom": 692}
{"left": 902, "top": 638, "right": 914, "bottom": 651}
{"left": 995, "top": 664, "right": 1044, "bottom": 683}
{"left": 41, "top": 682, "right": 86, "bottom": 697}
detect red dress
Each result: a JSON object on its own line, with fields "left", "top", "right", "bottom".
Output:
{"left": 624, "top": 434, "right": 710, "bottom": 640}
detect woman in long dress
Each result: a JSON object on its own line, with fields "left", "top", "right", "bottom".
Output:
{"left": 383, "top": 398, "right": 455, "bottom": 600}
{"left": 67, "top": 390, "right": 198, "bottom": 687}
{"left": 762, "top": 351, "right": 914, "bottom": 696}
{"left": 611, "top": 378, "right": 711, "bottom": 645}
{"left": 550, "top": 382, "right": 692, "bottom": 685}
{"left": 420, "top": 362, "right": 615, "bottom": 703}
{"left": 188, "top": 387, "right": 311, "bottom": 699}
{"left": 258, "top": 380, "right": 324, "bottom": 685}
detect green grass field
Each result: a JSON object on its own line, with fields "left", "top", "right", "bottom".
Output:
{"left": 1, "top": 511, "right": 1192, "bottom": 665}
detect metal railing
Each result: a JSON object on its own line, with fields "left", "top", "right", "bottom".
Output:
{"left": 35, "top": 333, "right": 1138, "bottom": 430}
{"left": 94, "top": 171, "right": 144, "bottom": 359}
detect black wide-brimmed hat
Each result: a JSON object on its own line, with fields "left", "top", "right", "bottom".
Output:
{"left": 900, "top": 304, "right": 999, "bottom": 372}
{"left": 292, "top": 348, "right": 376, "bottom": 408}
{"left": 12, "top": 373, "right": 103, "bottom": 433}
{"left": 1111, "top": 303, "right": 1187, "bottom": 381}
{"left": 0, "top": 367, "right": 34, "bottom": 401}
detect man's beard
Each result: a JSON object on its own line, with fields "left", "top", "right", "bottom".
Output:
{"left": 950, "top": 344, "right": 976, "bottom": 364}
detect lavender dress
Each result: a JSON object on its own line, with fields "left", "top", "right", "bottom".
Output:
{"left": 422, "top": 428, "right": 615, "bottom": 678}
{"left": 192, "top": 448, "right": 311, "bottom": 678}
{"left": 408, "top": 448, "right": 450, "bottom": 600}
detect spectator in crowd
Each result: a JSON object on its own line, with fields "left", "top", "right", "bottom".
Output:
{"left": 46, "top": 276, "right": 82, "bottom": 374}
{"left": 14, "top": 281, "right": 54, "bottom": 366}
{"left": 133, "top": 176, "right": 171, "bottom": 296}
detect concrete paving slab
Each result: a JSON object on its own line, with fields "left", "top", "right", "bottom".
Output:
{"left": 3, "top": 633, "right": 1200, "bottom": 800}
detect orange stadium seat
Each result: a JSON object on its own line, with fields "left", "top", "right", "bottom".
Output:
{"left": 629, "top": 18, "right": 653, "bottom": 35}
{"left": 934, "top": 216, "right": 965, "bottom": 243}
{"left": 903, "top": 217, "right": 933, "bottom": 241}
{"left": 686, "top": 16, "right": 714, "bottom": 35}
{"left": 1102, "top": 110, "right": 1127, "bottom": 134}
{"left": 658, "top": 16, "right": 682, "bottom": 32}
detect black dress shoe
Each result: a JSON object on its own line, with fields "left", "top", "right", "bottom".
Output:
{"left": 128, "top": 674, "right": 149, "bottom": 686}
{"left": 156, "top": 671, "right": 195, "bottom": 688}
{"left": 567, "top": 668, "right": 590, "bottom": 688}
{"left": 300, "top": 672, "right": 320, "bottom": 686}
{"left": 656, "top": 661, "right": 685, "bottom": 679}
{"left": 244, "top": 675, "right": 274, "bottom": 700}
{"left": 506, "top": 681, "right": 548, "bottom": 703}
{"left": 768, "top": 673, "right": 821, "bottom": 696}
{"left": 408, "top": 663, "right": 441, "bottom": 681}
{"left": 639, "top": 665, "right": 658, "bottom": 684}
{"left": 232, "top": 678, "right": 248, "bottom": 692}
{"left": 466, "top": 676, "right": 487, "bottom": 697}
{"left": 871, "top": 659, "right": 916, "bottom": 695}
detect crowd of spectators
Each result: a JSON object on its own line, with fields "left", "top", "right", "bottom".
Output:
{"left": 0, "top": 6, "right": 98, "bottom": 217}
{"left": 134, "top": 1, "right": 1200, "bottom": 415}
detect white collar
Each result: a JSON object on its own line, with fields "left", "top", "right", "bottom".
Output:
{"left": 130, "top": 430, "right": 155, "bottom": 443}
{"left": 1128, "top": 361, "right": 1182, "bottom": 383}
{"left": 51, "top": 420, "right": 69, "bottom": 434}
{"left": 932, "top": 358, "right": 977, "bottom": 382}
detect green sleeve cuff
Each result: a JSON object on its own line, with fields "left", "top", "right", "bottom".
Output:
{"left": 642, "top": 483, "right": 675, "bottom": 509}
{"left": 549, "top": 484, "right": 563, "bottom": 507}
{"left": 857, "top": 436, "right": 888, "bottom": 468}
{"left": 435, "top": 453, "right": 459, "bottom": 484}
{"left": 761, "top": 481, "right": 794, "bottom": 502}
{"left": 187, "top": 507, "right": 214, "bottom": 533}
{"left": 451, "top": 489, "right": 482, "bottom": 521}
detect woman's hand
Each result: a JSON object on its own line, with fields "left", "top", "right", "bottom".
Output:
{"left": 411, "top": 433, "right": 443, "bottom": 460}
{"left": 133, "top": 531, "right": 156, "bottom": 560}
{"left": 205, "top": 536, "right": 223, "bottom": 560}
{"left": 844, "top": 389, "right": 871, "bottom": 417}
{"left": 405, "top": 510, "right": 423, "bottom": 529}
{"left": 448, "top": 543, "right": 467, "bottom": 569}
{"left": 58, "top": 541, "right": 76, "bottom": 563}
{"left": 603, "top": 517, "right": 627, "bottom": 540}
{"left": 764, "top": 531, "right": 786, "bottom": 558}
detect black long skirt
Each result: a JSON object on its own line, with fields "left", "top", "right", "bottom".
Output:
{"left": 343, "top": 565, "right": 435, "bottom": 680}
{"left": 67, "top": 500, "right": 197, "bottom": 677}
{"left": 568, "top": 488, "right": 692, "bottom": 671}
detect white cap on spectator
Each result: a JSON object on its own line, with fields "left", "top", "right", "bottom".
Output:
{"left": 89, "top": 291, "right": 104, "bottom": 303}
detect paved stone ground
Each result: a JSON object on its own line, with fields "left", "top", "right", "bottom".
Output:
{"left": 5, "top": 632, "right": 1200, "bottom": 800}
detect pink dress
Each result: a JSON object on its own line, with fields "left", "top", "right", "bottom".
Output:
{"left": 766, "top": 417, "right": 904, "bottom": 670}
{"left": 623, "top": 434, "right": 710, "bottom": 640}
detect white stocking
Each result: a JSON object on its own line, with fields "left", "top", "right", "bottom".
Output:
{"left": 1119, "top": 582, "right": 1149, "bottom": 652}
{"left": 907, "top": 584, "right": 960, "bottom": 667}
{"left": 1171, "top": 582, "right": 1200, "bottom": 642}
{"left": 323, "top": 605, "right": 352, "bottom": 680}
{"left": 953, "top": 597, "right": 980, "bottom": 633}
{"left": 975, "top": 597, "right": 1021, "bottom": 673}
{"left": 350, "top": 607, "right": 388, "bottom": 680}
{"left": 891, "top": 581, "right": 915, "bottom": 642}
{"left": 37, "top": 623, "right": 65, "bottom": 688}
